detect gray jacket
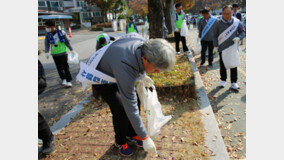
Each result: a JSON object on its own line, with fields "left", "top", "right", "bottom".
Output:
{"left": 213, "top": 18, "right": 245, "bottom": 52}
{"left": 197, "top": 16, "right": 216, "bottom": 41}
{"left": 96, "top": 37, "right": 147, "bottom": 138}
{"left": 45, "top": 30, "right": 73, "bottom": 56}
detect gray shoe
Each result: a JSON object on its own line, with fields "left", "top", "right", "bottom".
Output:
{"left": 42, "top": 136, "right": 56, "bottom": 155}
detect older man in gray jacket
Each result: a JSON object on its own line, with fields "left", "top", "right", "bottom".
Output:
{"left": 214, "top": 5, "right": 245, "bottom": 90}
{"left": 92, "top": 34, "right": 176, "bottom": 156}
{"left": 198, "top": 8, "right": 217, "bottom": 67}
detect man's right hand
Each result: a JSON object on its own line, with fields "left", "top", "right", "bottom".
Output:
{"left": 45, "top": 52, "right": 49, "bottom": 59}
{"left": 143, "top": 137, "right": 157, "bottom": 154}
{"left": 213, "top": 47, "right": 218, "bottom": 53}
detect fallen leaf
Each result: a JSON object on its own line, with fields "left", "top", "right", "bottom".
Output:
{"left": 227, "top": 123, "right": 232, "bottom": 130}
{"left": 192, "top": 142, "right": 198, "bottom": 146}
{"left": 227, "top": 147, "right": 232, "bottom": 152}
{"left": 179, "top": 148, "right": 183, "bottom": 152}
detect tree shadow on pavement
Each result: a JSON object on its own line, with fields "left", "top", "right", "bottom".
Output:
{"left": 207, "top": 86, "right": 237, "bottom": 112}
{"left": 241, "top": 95, "right": 246, "bottom": 103}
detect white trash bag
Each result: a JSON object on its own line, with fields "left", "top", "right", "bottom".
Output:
{"left": 68, "top": 51, "right": 79, "bottom": 64}
{"left": 222, "top": 42, "right": 240, "bottom": 69}
{"left": 180, "top": 20, "right": 188, "bottom": 37}
{"left": 194, "top": 38, "right": 201, "bottom": 54}
{"left": 137, "top": 76, "right": 172, "bottom": 138}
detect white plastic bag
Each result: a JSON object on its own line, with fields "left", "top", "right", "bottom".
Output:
{"left": 194, "top": 38, "right": 201, "bottom": 54}
{"left": 222, "top": 42, "right": 240, "bottom": 69}
{"left": 180, "top": 20, "right": 188, "bottom": 37}
{"left": 68, "top": 51, "right": 79, "bottom": 64}
{"left": 137, "top": 76, "right": 172, "bottom": 138}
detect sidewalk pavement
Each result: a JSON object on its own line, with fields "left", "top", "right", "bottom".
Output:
{"left": 40, "top": 97, "right": 211, "bottom": 160}
{"left": 187, "top": 25, "right": 246, "bottom": 159}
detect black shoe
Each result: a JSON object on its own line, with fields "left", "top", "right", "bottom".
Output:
{"left": 200, "top": 61, "right": 205, "bottom": 66}
{"left": 42, "top": 135, "right": 56, "bottom": 155}
{"left": 209, "top": 63, "right": 213, "bottom": 67}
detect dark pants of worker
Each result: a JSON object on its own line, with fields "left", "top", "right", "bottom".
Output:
{"left": 219, "top": 52, "right": 238, "bottom": 83}
{"left": 52, "top": 54, "right": 72, "bottom": 82}
{"left": 38, "top": 112, "right": 53, "bottom": 142}
{"left": 201, "top": 40, "right": 214, "bottom": 64}
{"left": 174, "top": 32, "right": 188, "bottom": 52}
{"left": 94, "top": 84, "right": 141, "bottom": 145}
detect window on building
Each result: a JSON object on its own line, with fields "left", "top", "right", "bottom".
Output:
{"left": 55, "top": 21, "right": 61, "bottom": 26}
{"left": 50, "top": 1, "right": 59, "bottom": 7}
{"left": 95, "top": 11, "right": 101, "bottom": 17}
{"left": 38, "top": 1, "right": 47, "bottom": 7}
{"left": 77, "top": 1, "right": 87, "bottom": 7}
{"left": 38, "top": 19, "right": 45, "bottom": 26}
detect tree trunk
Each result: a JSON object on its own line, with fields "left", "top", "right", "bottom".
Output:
{"left": 148, "top": 0, "right": 164, "bottom": 38}
{"left": 164, "top": 0, "right": 173, "bottom": 34}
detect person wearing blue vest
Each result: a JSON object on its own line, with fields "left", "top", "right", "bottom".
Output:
{"left": 126, "top": 17, "right": 139, "bottom": 34}
{"left": 198, "top": 8, "right": 217, "bottom": 67}
{"left": 44, "top": 20, "right": 74, "bottom": 88}
{"left": 174, "top": 2, "right": 189, "bottom": 54}
{"left": 213, "top": 5, "right": 245, "bottom": 90}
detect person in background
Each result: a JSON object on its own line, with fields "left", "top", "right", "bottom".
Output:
{"left": 163, "top": 17, "right": 169, "bottom": 39}
{"left": 232, "top": 3, "right": 242, "bottom": 21}
{"left": 213, "top": 5, "right": 245, "bottom": 90}
{"left": 174, "top": 2, "right": 190, "bottom": 54}
{"left": 96, "top": 33, "right": 116, "bottom": 51}
{"left": 38, "top": 50, "right": 56, "bottom": 156}
{"left": 232, "top": 3, "right": 245, "bottom": 45}
{"left": 197, "top": 10, "right": 203, "bottom": 24}
{"left": 198, "top": 8, "right": 217, "bottom": 67}
{"left": 44, "top": 20, "right": 74, "bottom": 88}
{"left": 126, "top": 17, "right": 139, "bottom": 34}
{"left": 192, "top": 16, "right": 197, "bottom": 27}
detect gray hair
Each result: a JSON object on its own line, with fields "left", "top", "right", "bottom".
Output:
{"left": 141, "top": 39, "right": 176, "bottom": 71}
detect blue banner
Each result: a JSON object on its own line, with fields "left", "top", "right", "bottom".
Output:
{"left": 201, "top": 16, "right": 217, "bottom": 40}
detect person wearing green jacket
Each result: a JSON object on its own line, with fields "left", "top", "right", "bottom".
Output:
{"left": 126, "top": 17, "right": 139, "bottom": 34}
{"left": 174, "top": 2, "right": 189, "bottom": 54}
{"left": 44, "top": 20, "right": 74, "bottom": 87}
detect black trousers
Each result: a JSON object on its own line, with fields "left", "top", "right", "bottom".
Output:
{"left": 52, "top": 54, "right": 72, "bottom": 82}
{"left": 94, "top": 84, "right": 141, "bottom": 145}
{"left": 174, "top": 32, "right": 188, "bottom": 52}
{"left": 201, "top": 40, "right": 214, "bottom": 64}
{"left": 38, "top": 112, "right": 53, "bottom": 142}
{"left": 219, "top": 52, "right": 238, "bottom": 83}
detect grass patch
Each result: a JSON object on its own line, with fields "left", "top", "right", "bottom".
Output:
{"left": 148, "top": 54, "right": 196, "bottom": 98}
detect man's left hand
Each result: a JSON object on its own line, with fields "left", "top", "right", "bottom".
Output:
{"left": 233, "top": 37, "right": 240, "bottom": 43}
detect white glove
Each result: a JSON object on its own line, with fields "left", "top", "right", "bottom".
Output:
{"left": 213, "top": 47, "right": 218, "bottom": 53}
{"left": 233, "top": 37, "right": 240, "bottom": 43}
{"left": 45, "top": 52, "right": 49, "bottom": 59}
{"left": 143, "top": 137, "right": 157, "bottom": 154}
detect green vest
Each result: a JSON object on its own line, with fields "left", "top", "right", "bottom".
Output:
{"left": 51, "top": 41, "right": 68, "bottom": 55}
{"left": 175, "top": 14, "right": 183, "bottom": 29}
{"left": 97, "top": 34, "right": 105, "bottom": 42}
{"left": 127, "top": 23, "right": 136, "bottom": 33}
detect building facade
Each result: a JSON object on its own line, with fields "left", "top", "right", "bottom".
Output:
{"left": 38, "top": 0, "right": 104, "bottom": 34}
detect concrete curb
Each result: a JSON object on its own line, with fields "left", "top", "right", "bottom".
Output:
{"left": 186, "top": 52, "right": 230, "bottom": 160}
{"left": 50, "top": 93, "right": 92, "bottom": 134}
